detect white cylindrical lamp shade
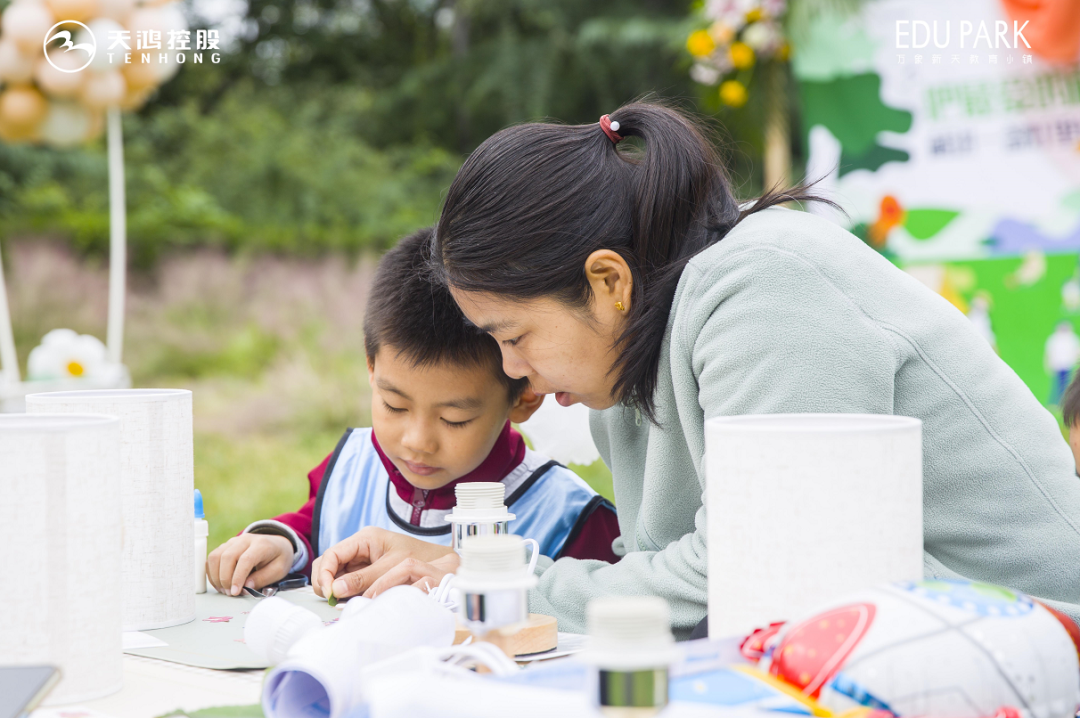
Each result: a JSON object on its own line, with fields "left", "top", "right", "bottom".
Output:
{"left": 27, "top": 389, "right": 196, "bottom": 630}
{"left": 0, "top": 413, "right": 123, "bottom": 703}
{"left": 706, "top": 413, "right": 923, "bottom": 638}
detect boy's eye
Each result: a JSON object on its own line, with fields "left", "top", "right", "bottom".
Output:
{"left": 442, "top": 418, "right": 473, "bottom": 429}
{"left": 382, "top": 400, "right": 406, "bottom": 413}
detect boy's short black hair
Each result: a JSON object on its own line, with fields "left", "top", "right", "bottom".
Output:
{"left": 364, "top": 228, "right": 528, "bottom": 401}
{"left": 1064, "top": 372, "right": 1080, "bottom": 429}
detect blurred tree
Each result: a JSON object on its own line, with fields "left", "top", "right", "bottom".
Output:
{"left": 163, "top": 0, "right": 696, "bottom": 153}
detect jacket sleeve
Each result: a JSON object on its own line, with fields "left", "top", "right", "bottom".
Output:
{"left": 243, "top": 452, "right": 332, "bottom": 576}
{"left": 528, "top": 248, "right": 898, "bottom": 636}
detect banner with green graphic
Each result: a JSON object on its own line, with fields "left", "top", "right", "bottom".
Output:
{"left": 795, "top": 0, "right": 1080, "bottom": 407}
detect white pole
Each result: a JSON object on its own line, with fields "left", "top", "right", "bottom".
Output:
{"left": 0, "top": 243, "right": 20, "bottom": 387}
{"left": 106, "top": 106, "right": 126, "bottom": 364}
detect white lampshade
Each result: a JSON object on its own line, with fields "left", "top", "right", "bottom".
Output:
{"left": 27, "top": 389, "right": 196, "bottom": 630}
{"left": 0, "top": 413, "right": 122, "bottom": 704}
{"left": 706, "top": 414, "right": 923, "bottom": 638}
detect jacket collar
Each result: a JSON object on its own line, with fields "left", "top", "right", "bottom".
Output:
{"left": 371, "top": 421, "right": 527, "bottom": 511}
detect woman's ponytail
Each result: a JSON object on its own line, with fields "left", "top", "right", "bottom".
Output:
{"left": 435, "top": 100, "right": 831, "bottom": 421}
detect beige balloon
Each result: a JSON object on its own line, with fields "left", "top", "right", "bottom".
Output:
{"left": 44, "top": 0, "right": 99, "bottom": 23}
{"left": 119, "top": 84, "right": 150, "bottom": 111}
{"left": 0, "top": 115, "right": 40, "bottom": 143}
{"left": 79, "top": 69, "right": 125, "bottom": 108}
{"left": 34, "top": 54, "right": 85, "bottom": 97}
{"left": 1, "top": 1, "right": 55, "bottom": 54}
{"left": 0, "top": 40, "right": 36, "bottom": 84}
{"left": 121, "top": 54, "right": 158, "bottom": 90}
{"left": 0, "top": 85, "right": 48, "bottom": 129}
{"left": 96, "top": 0, "right": 136, "bottom": 23}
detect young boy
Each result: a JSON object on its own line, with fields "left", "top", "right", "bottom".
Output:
{"left": 207, "top": 228, "right": 620, "bottom": 596}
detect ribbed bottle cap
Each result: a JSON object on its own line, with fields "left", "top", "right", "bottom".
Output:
{"left": 244, "top": 597, "right": 324, "bottom": 665}
{"left": 455, "top": 483, "right": 505, "bottom": 510}
{"left": 459, "top": 535, "right": 526, "bottom": 576}
{"left": 587, "top": 596, "right": 675, "bottom": 662}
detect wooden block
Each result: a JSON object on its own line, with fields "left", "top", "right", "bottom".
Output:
{"left": 453, "top": 613, "right": 558, "bottom": 656}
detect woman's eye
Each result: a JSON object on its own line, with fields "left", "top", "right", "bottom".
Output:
{"left": 383, "top": 400, "right": 406, "bottom": 413}
{"left": 502, "top": 336, "right": 522, "bottom": 347}
{"left": 442, "top": 418, "right": 473, "bottom": 428}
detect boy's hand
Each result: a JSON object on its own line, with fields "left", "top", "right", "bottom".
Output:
{"left": 312, "top": 527, "right": 455, "bottom": 600}
{"left": 206, "top": 534, "right": 294, "bottom": 596}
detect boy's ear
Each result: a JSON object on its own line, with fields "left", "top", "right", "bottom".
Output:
{"left": 508, "top": 386, "right": 544, "bottom": 423}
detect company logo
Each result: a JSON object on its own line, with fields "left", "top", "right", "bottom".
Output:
{"left": 44, "top": 20, "right": 96, "bottom": 73}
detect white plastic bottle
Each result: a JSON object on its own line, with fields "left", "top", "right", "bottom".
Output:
{"left": 194, "top": 489, "right": 209, "bottom": 594}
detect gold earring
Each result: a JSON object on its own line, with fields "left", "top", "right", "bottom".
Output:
{"left": 615, "top": 301, "right": 625, "bottom": 312}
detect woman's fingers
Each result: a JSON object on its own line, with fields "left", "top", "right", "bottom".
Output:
{"left": 362, "top": 553, "right": 460, "bottom": 599}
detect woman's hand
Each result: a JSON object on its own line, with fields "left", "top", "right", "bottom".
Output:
{"left": 206, "top": 533, "right": 293, "bottom": 596}
{"left": 312, "top": 527, "right": 456, "bottom": 600}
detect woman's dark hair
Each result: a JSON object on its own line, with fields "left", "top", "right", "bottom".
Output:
{"left": 1063, "top": 372, "right": 1080, "bottom": 429}
{"left": 434, "top": 101, "right": 832, "bottom": 420}
{"left": 365, "top": 227, "right": 529, "bottom": 401}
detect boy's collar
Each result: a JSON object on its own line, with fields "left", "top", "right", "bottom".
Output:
{"left": 371, "top": 421, "right": 527, "bottom": 511}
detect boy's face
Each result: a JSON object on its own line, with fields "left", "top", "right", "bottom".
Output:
{"left": 368, "top": 347, "right": 528, "bottom": 490}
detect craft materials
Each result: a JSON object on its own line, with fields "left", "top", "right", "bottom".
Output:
{"left": 0, "top": 414, "right": 122, "bottom": 704}
{"left": 26, "top": 388, "right": 196, "bottom": 631}
{"left": 0, "top": 665, "right": 61, "bottom": 718}
{"left": 194, "top": 489, "right": 208, "bottom": 595}
{"left": 705, "top": 414, "right": 923, "bottom": 638}
{"left": 454, "top": 535, "right": 539, "bottom": 643}
{"left": 260, "top": 585, "right": 455, "bottom": 718}
{"left": 755, "top": 579, "right": 1080, "bottom": 718}
{"left": 445, "top": 482, "right": 514, "bottom": 550}
{"left": 244, "top": 597, "right": 324, "bottom": 665}
{"left": 584, "top": 596, "right": 676, "bottom": 717}
{"left": 123, "top": 584, "right": 339, "bottom": 670}
{"left": 453, "top": 614, "right": 559, "bottom": 657}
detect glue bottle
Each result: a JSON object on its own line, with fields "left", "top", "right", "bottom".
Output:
{"left": 584, "top": 596, "right": 676, "bottom": 718}
{"left": 454, "top": 535, "right": 538, "bottom": 638}
{"left": 194, "top": 489, "right": 209, "bottom": 594}
{"left": 445, "top": 483, "right": 514, "bottom": 551}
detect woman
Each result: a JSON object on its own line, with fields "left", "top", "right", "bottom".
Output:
{"left": 314, "top": 102, "right": 1080, "bottom": 636}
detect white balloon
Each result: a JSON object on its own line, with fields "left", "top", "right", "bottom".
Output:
{"left": 34, "top": 54, "right": 84, "bottom": 97}
{"left": 0, "top": 40, "right": 36, "bottom": 83}
{"left": 77, "top": 17, "right": 124, "bottom": 72}
{"left": 38, "top": 100, "right": 91, "bottom": 147}
{"left": 80, "top": 69, "right": 125, "bottom": 108}
{"left": 1, "top": 1, "right": 55, "bottom": 54}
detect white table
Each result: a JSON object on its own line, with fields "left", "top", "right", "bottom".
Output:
{"left": 32, "top": 655, "right": 263, "bottom": 718}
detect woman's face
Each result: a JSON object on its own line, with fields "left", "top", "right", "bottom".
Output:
{"left": 451, "top": 289, "right": 624, "bottom": 410}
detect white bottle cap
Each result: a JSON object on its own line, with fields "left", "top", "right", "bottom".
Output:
{"left": 454, "top": 535, "right": 536, "bottom": 591}
{"left": 445, "top": 483, "right": 514, "bottom": 523}
{"left": 585, "top": 596, "right": 676, "bottom": 670}
{"left": 244, "top": 597, "right": 323, "bottom": 665}
{"left": 193, "top": 518, "right": 209, "bottom": 538}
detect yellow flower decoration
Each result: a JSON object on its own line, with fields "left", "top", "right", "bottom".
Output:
{"left": 720, "top": 80, "right": 748, "bottom": 107}
{"left": 66, "top": 360, "right": 85, "bottom": 377}
{"left": 687, "top": 30, "right": 716, "bottom": 58}
{"left": 745, "top": 8, "right": 763, "bottom": 23}
{"left": 778, "top": 42, "right": 791, "bottom": 61}
{"left": 730, "top": 42, "right": 755, "bottom": 69}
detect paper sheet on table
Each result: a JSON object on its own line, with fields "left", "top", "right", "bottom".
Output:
{"left": 124, "top": 585, "right": 340, "bottom": 669}
{"left": 121, "top": 632, "right": 168, "bottom": 650}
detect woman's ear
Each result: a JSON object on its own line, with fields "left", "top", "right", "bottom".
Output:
{"left": 583, "top": 250, "right": 633, "bottom": 317}
{"left": 508, "top": 386, "right": 545, "bottom": 423}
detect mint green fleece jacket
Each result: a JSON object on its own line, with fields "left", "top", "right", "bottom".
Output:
{"left": 527, "top": 206, "right": 1080, "bottom": 636}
